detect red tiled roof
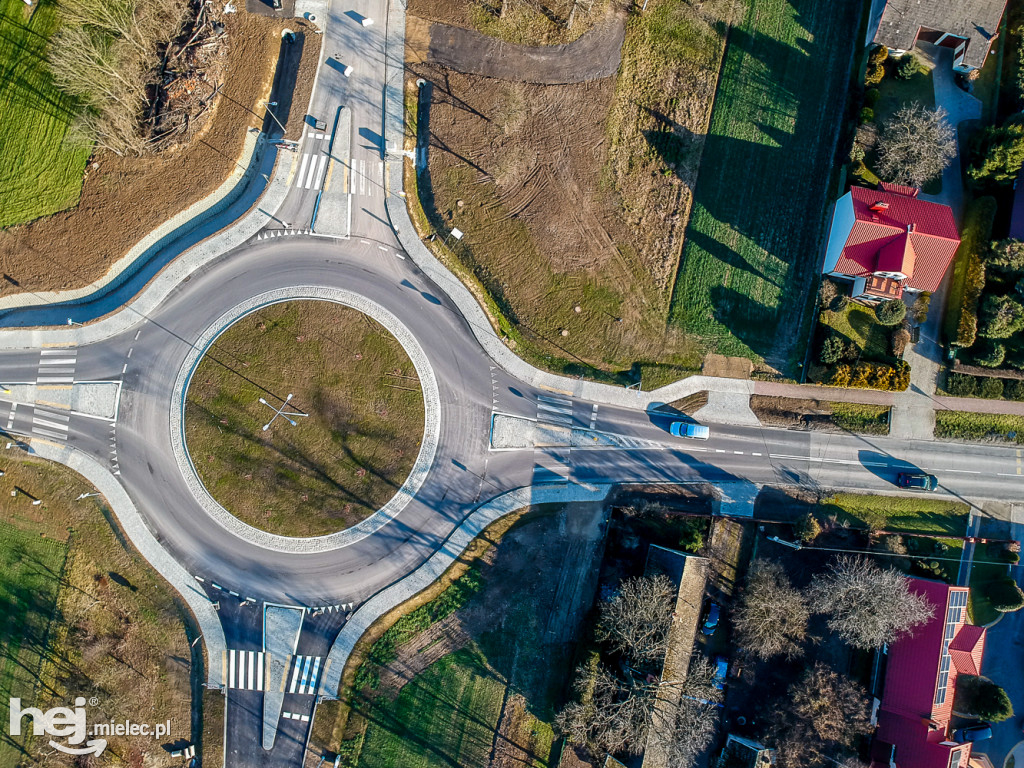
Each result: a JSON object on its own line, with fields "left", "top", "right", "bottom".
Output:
{"left": 880, "top": 181, "right": 920, "bottom": 198}
{"left": 870, "top": 580, "right": 982, "bottom": 768}
{"left": 829, "top": 186, "right": 960, "bottom": 293}
{"left": 876, "top": 232, "right": 917, "bottom": 276}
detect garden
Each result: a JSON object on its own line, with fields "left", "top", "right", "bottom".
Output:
{"left": 807, "top": 279, "right": 919, "bottom": 391}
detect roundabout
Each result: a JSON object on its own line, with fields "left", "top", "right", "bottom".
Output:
{"left": 177, "top": 292, "right": 437, "bottom": 546}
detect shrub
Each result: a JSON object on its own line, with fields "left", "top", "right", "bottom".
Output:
{"left": 829, "top": 361, "right": 910, "bottom": 391}
{"left": 947, "top": 199, "right": 996, "bottom": 348}
{"left": 869, "top": 45, "right": 889, "bottom": 65}
{"left": 896, "top": 55, "right": 919, "bottom": 80}
{"left": 819, "top": 279, "right": 840, "bottom": 309}
{"left": 795, "top": 513, "right": 822, "bottom": 543}
{"left": 980, "top": 377, "right": 1005, "bottom": 399}
{"left": 975, "top": 340, "right": 1007, "bottom": 367}
{"left": 909, "top": 292, "right": 931, "bottom": 323}
{"left": 1006, "top": 346, "right": 1024, "bottom": 370}
{"left": 875, "top": 299, "right": 907, "bottom": 326}
{"left": 945, "top": 372, "right": 978, "bottom": 397}
{"left": 1006, "top": 379, "right": 1024, "bottom": 400}
{"left": 864, "top": 88, "right": 881, "bottom": 107}
{"left": 849, "top": 144, "right": 866, "bottom": 164}
{"left": 891, "top": 327, "right": 911, "bottom": 357}
{"left": 820, "top": 335, "right": 845, "bottom": 365}
{"left": 979, "top": 293, "right": 1024, "bottom": 338}
{"left": 988, "top": 239, "right": 1024, "bottom": 274}
{"left": 860, "top": 107, "right": 875, "bottom": 124}
{"left": 968, "top": 121, "right": 1024, "bottom": 188}
{"left": 956, "top": 675, "right": 1014, "bottom": 722}
{"left": 1000, "top": 548, "right": 1021, "bottom": 564}
{"left": 865, "top": 63, "right": 885, "bottom": 86}
{"left": 989, "top": 577, "right": 1024, "bottom": 612}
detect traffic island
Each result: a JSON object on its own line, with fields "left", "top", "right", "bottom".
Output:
{"left": 184, "top": 300, "right": 425, "bottom": 537}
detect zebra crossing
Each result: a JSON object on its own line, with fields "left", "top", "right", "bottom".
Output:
{"left": 294, "top": 132, "right": 332, "bottom": 190}
{"left": 536, "top": 394, "right": 574, "bottom": 427}
{"left": 38, "top": 348, "right": 77, "bottom": 385}
{"left": 29, "top": 405, "right": 71, "bottom": 441}
{"left": 533, "top": 449, "right": 572, "bottom": 483}
{"left": 349, "top": 156, "right": 384, "bottom": 198}
{"left": 288, "top": 655, "right": 322, "bottom": 695}
{"left": 226, "top": 650, "right": 265, "bottom": 691}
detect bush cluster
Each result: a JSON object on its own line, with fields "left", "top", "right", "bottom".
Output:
{"left": 945, "top": 372, "right": 1024, "bottom": 400}
{"left": 949, "top": 198, "right": 997, "bottom": 348}
{"left": 828, "top": 361, "right": 910, "bottom": 391}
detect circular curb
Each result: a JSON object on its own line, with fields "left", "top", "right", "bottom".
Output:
{"left": 170, "top": 287, "right": 440, "bottom": 553}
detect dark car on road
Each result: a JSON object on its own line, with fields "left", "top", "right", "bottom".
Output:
{"left": 701, "top": 600, "right": 721, "bottom": 636}
{"left": 952, "top": 723, "right": 992, "bottom": 743}
{"left": 897, "top": 472, "right": 938, "bottom": 491}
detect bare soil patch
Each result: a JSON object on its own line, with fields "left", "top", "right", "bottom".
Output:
{"left": 0, "top": 11, "right": 319, "bottom": 297}
{"left": 410, "top": 0, "right": 608, "bottom": 45}
{"left": 702, "top": 353, "right": 753, "bottom": 379}
{"left": 184, "top": 301, "right": 424, "bottom": 537}
{"left": 751, "top": 395, "right": 891, "bottom": 435}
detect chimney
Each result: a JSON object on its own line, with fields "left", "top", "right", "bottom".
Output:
{"left": 907, "top": 223, "right": 915, "bottom": 233}
{"left": 870, "top": 201, "right": 890, "bottom": 212}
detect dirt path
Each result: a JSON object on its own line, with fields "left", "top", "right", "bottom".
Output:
{"left": 425, "top": 9, "right": 626, "bottom": 84}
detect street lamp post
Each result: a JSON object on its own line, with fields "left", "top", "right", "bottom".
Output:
{"left": 261, "top": 100, "right": 288, "bottom": 135}
{"left": 259, "top": 393, "right": 309, "bottom": 431}
{"left": 76, "top": 492, "right": 101, "bottom": 500}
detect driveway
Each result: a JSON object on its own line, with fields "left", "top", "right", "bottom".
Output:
{"left": 977, "top": 505, "right": 1024, "bottom": 767}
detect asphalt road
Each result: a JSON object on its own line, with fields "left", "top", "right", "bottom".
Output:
{"left": 1, "top": 1, "right": 1023, "bottom": 765}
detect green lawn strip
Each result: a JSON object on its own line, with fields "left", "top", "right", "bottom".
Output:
{"left": 818, "top": 493, "right": 970, "bottom": 536}
{"left": 968, "top": 560, "right": 1009, "bottom": 626}
{"left": 669, "top": 0, "right": 860, "bottom": 367}
{"left": 943, "top": 197, "right": 997, "bottom": 347}
{"left": 0, "top": 0, "right": 90, "bottom": 228}
{"left": 872, "top": 59, "right": 934, "bottom": 125}
{"left": 356, "top": 648, "right": 506, "bottom": 768}
{"left": 820, "top": 303, "right": 894, "bottom": 363}
{"left": 0, "top": 520, "right": 67, "bottom": 765}
{"left": 185, "top": 301, "right": 425, "bottom": 536}
{"left": 935, "top": 411, "right": 1024, "bottom": 444}
{"left": 829, "top": 402, "right": 890, "bottom": 435}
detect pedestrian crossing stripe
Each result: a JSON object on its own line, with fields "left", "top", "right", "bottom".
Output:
{"left": 288, "top": 655, "right": 322, "bottom": 694}
{"left": 225, "top": 650, "right": 265, "bottom": 690}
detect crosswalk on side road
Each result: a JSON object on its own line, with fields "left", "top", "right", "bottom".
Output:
{"left": 288, "top": 655, "right": 322, "bottom": 695}
{"left": 225, "top": 650, "right": 265, "bottom": 690}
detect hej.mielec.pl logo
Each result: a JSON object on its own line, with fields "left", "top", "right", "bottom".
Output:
{"left": 9, "top": 697, "right": 172, "bottom": 756}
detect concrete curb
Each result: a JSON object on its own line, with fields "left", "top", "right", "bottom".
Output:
{"left": 169, "top": 287, "right": 441, "bottom": 554}
{"left": 28, "top": 439, "right": 227, "bottom": 688}
{"left": 318, "top": 482, "right": 612, "bottom": 698}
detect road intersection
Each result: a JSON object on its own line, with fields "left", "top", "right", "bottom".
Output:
{"left": 1, "top": 1, "right": 1023, "bottom": 766}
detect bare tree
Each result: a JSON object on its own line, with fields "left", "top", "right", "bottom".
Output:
{"left": 876, "top": 103, "right": 956, "bottom": 188}
{"left": 807, "top": 555, "right": 934, "bottom": 649}
{"left": 597, "top": 574, "right": 675, "bottom": 664}
{"left": 556, "top": 655, "right": 721, "bottom": 765}
{"left": 733, "top": 560, "right": 809, "bottom": 660}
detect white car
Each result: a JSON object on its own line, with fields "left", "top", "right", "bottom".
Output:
{"left": 670, "top": 422, "right": 710, "bottom": 440}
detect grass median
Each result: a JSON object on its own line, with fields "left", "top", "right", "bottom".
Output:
{"left": 184, "top": 301, "right": 425, "bottom": 537}
{"left": 935, "top": 411, "right": 1024, "bottom": 445}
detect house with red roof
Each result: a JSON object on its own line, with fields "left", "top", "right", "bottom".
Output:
{"left": 871, "top": 579, "right": 986, "bottom": 768}
{"left": 822, "top": 183, "right": 960, "bottom": 303}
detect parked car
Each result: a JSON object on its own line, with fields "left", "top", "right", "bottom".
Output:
{"left": 701, "top": 600, "right": 721, "bottom": 636}
{"left": 670, "top": 422, "right": 710, "bottom": 440}
{"left": 896, "top": 472, "right": 938, "bottom": 491}
{"left": 712, "top": 657, "right": 729, "bottom": 690}
{"left": 952, "top": 723, "right": 992, "bottom": 743}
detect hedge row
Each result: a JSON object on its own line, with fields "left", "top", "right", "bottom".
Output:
{"left": 946, "top": 372, "right": 1024, "bottom": 401}
{"left": 828, "top": 361, "right": 910, "bottom": 391}
{"left": 945, "top": 197, "right": 997, "bottom": 348}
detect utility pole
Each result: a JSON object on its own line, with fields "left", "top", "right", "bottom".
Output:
{"left": 259, "top": 393, "right": 309, "bottom": 431}
{"left": 262, "top": 101, "right": 287, "bottom": 135}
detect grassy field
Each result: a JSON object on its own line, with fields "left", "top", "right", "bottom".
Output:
{"left": 934, "top": 411, "right": 1024, "bottom": 444}
{"left": 669, "top": 0, "right": 861, "bottom": 371}
{"left": 819, "top": 492, "right": 970, "bottom": 536}
{"left": 185, "top": 301, "right": 425, "bottom": 536}
{"left": 326, "top": 507, "right": 605, "bottom": 768}
{"left": 872, "top": 56, "right": 934, "bottom": 126}
{"left": 0, "top": 454, "right": 191, "bottom": 765}
{"left": 0, "top": 0, "right": 90, "bottom": 228}
{"left": 831, "top": 402, "right": 891, "bottom": 434}
{"left": 821, "top": 303, "right": 894, "bottom": 363}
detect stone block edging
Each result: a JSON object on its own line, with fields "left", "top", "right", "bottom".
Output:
{"left": 169, "top": 287, "right": 441, "bottom": 554}
{"left": 29, "top": 440, "right": 227, "bottom": 688}
{"left": 318, "top": 482, "right": 612, "bottom": 698}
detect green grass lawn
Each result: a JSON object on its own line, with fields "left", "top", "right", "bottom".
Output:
{"left": 872, "top": 57, "right": 935, "bottom": 126}
{"left": 830, "top": 402, "right": 891, "bottom": 435}
{"left": 0, "top": 0, "right": 90, "bottom": 228}
{"left": 968, "top": 561, "right": 1007, "bottom": 625}
{"left": 820, "top": 303, "right": 894, "bottom": 363}
{"left": 0, "top": 520, "right": 67, "bottom": 766}
{"left": 935, "top": 411, "right": 1024, "bottom": 444}
{"left": 668, "top": 0, "right": 861, "bottom": 370}
{"left": 357, "top": 649, "right": 509, "bottom": 768}
{"left": 819, "top": 492, "right": 970, "bottom": 536}
{"left": 185, "top": 301, "right": 425, "bottom": 536}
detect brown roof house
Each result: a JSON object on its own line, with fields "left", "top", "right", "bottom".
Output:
{"left": 866, "top": 0, "right": 1008, "bottom": 72}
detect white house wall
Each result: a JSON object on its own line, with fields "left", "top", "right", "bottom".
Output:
{"left": 823, "top": 192, "right": 855, "bottom": 275}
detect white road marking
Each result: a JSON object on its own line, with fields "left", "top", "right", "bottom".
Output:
{"left": 297, "top": 154, "right": 310, "bottom": 186}
{"left": 38, "top": 358, "right": 76, "bottom": 366}
{"left": 134, "top": 330, "right": 142, "bottom": 341}
{"left": 34, "top": 418, "right": 70, "bottom": 431}
{"left": 31, "top": 427, "right": 67, "bottom": 439}
{"left": 37, "top": 377, "right": 74, "bottom": 384}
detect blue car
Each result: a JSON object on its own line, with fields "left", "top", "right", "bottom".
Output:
{"left": 952, "top": 723, "right": 992, "bottom": 743}
{"left": 701, "top": 601, "right": 721, "bottom": 636}
{"left": 713, "top": 657, "right": 729, "bottom": 690}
